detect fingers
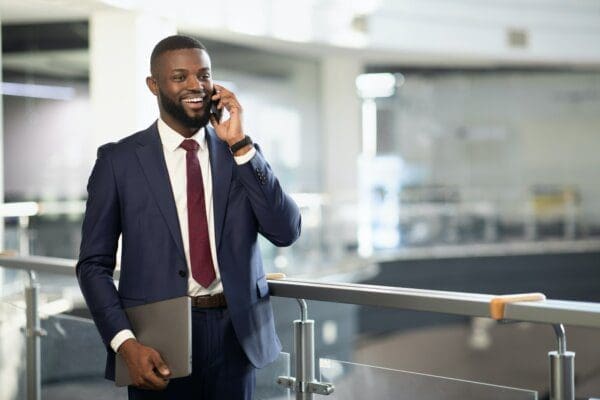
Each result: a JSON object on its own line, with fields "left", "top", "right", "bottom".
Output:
{"left": 136, "top": 370, "right": 167, "bottom": 390}
{"left": 211, "top": 83, "right": 228, "bottom": 98}
{"left": 150, "top": 351, "right": 171, "bottom": 378}
{"left": 132, "top": 364, "right": 168, "bottom": 390}
{"left": 210, "top": 115, "right": 229, "bottom": 130}
{"left": 125, "top": 343, "right": 170, "bottom": 391}
{"left": 137, "top": 350, "right": 169, "bottom": 390}
{"left": 215, "top": 96, "right": 240, "bottom": 112}
{"left": 134, "top": 366, "right": 169, "bottom": 390}
{"left": 210, "top": 84, "right": 243, "bottom": 141}
{"left": 211, "top": 84, "right": 242, "bottom": 113}
{"left": 141, "top": 369, "right": 169, "bottom": 391}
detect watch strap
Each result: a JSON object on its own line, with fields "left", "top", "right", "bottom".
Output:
{"left": 229, "top": 135, "right": 253, "bottom": 154}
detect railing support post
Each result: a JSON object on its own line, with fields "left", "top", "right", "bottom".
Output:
{"left": 25, "top": 271, "right": 45, "bottom": 400}
{"left": 294, "top": 309, "right": 315, "bottom": 399}
{"left": 277, "top": 299, "right": 334, "bottom": 398}
{"left": 548, "top": 324, "right": 575, "bottom": 400}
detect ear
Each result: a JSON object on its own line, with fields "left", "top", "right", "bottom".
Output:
{"left": 146, "top": 76, "right": 158, "bottom": 96}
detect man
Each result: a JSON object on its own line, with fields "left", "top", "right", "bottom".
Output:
{"left": 76, "top": 35, "right": 301, "bottom": 399}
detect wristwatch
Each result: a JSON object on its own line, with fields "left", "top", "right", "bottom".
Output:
{"left": 229, "top": 135, "right": 253, "bottom": 154}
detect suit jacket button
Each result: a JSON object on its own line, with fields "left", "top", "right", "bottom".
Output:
{"left": 178, "top": 270, "right": 187, "bottom": 277}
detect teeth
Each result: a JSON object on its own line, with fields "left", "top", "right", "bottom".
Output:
{"left": 183, "top": 98, "right": 202, "bottom": 103}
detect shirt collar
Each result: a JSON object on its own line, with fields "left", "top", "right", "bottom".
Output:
{"left": 157, "top": 118, "right": 207, "bottom": 152}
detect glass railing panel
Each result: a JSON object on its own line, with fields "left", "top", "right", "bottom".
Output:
{"left": 255, "top": 351, "right": 290, "bottom": 400}
{"left": 33, "top": 271, "right": 84, "bottom": 316}
{"left": 0, "top": 266, "right": 28, "bottom": 400}
{"left": 40, "top": 313, "right": 290, "bottom": 399}
{"left": 0, "top": 265, "right": 29, "bottom": 298}
{"left": 319, "top": 358, "right": 538, "bottom": 400}
{"left": 271, "top": 300, "right": 598, "bottom": 398}
{"left": 0, "top": 300, "right": 27, "bottom": 400}
{"left": 41, "top": 314, "right": 126, "bottom": 399}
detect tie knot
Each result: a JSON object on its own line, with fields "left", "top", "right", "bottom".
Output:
{"left": 180, "top": 139, "right": 199, "bottom": 152}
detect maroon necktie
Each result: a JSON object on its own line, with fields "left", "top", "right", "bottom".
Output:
{"left": 180, "top": 139, "right": 216, "bottom": 288}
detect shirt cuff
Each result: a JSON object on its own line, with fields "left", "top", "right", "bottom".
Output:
{"left": 233, "top": 146, "right": 256, "bottom": 165}
{"left": 110, "top": 329, "right": 136, "bottom": 353}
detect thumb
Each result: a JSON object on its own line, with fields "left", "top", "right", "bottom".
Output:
{"left": 151, "top": 352, "right": 171, "bottom": 377}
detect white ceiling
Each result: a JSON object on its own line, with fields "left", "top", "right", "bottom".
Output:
{"left": 2, "top": 0, "right": 600, "bottom": 72}
{"left": 0, "top": 0, "right": 99, "bottom": 23}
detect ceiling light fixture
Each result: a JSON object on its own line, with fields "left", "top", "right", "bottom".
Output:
{"left": 1, "top": 82, "right": 76, "bottom": 101}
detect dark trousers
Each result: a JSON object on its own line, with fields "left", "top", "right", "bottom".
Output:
{"left": 128, "top": 307, "right": 255, "bottom": 400}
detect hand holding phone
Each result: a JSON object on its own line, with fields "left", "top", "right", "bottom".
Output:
{"left": 209, "top": 84, "right": 245, "bottom": 148}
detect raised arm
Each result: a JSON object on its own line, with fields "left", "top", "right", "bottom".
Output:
{"left": 210, "top": 84, "right": 301, "bottom": 247}
{"left": 235, "top": 145, "right": 301, "bottom": 246}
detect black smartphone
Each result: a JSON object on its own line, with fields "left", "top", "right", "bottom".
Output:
{"left": 210, "top": 88, "right": 223, "bottom": 124}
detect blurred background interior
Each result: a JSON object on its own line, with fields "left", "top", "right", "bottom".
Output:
{"left": 0, "top": 1, "right": 599, "bottom": 399}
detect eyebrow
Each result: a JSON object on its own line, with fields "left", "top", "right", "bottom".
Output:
{"left": 170, "top": 67, "right": 211, "bottom": 73}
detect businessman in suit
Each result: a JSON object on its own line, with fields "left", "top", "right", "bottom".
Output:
{"left": 76, "top": 35, "right": 301, "bottom": 399}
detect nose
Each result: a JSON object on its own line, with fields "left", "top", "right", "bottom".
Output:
{"left": 186, "top": 75, "right": 203, "bottom": 91}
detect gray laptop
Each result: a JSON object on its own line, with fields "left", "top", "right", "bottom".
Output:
{"left": 115, "top": 296, "right": 192, "bottom": 387}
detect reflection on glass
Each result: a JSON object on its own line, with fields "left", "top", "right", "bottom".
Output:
{"left": 0, "top": 267, "right": 28, "bottom": 400}
{"left": 41, "top": 314, "right": 126, "bottom": 399}
{"left": 255, "top": 352, "right": 290, "bottom": 400}
{"left": 319, "top": 358, "right": 537, "bottom": 400}
{"left": 360, "top": 70, "right": 600, "bottom": 254}
{"left": 38, "top": 313, "right": 290, "bottom": 399}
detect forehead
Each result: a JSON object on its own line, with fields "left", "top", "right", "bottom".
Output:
{"left": 157, "top": 48, "right": 211, "bottom": 72}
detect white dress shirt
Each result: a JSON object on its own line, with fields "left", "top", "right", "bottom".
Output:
{"left": 110, "top": 119, "right": 256, "bottom": 352}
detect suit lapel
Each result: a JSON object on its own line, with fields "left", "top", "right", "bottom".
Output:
{"left": 135, "top": 123, "right": 186, "bottom": 261}
{"left": 206, "top": 126, "right": 232, "bottom": 251}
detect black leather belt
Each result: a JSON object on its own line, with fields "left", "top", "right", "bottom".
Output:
{"left": 190, "top": 292, "right": 227, "bottom": 308}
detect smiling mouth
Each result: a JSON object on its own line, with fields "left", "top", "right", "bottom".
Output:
{"left": 182, "top": 97, "right": 203, "bottom": 104}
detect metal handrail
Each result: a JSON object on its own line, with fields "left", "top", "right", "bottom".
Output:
{"left": 2, "top": 254, "right": 600, "bottom": 328}
{"left": 268, "top": 279, "right": 600, "bottom": 328}
{"left": 0, "top": 255, "right": 86, "bottom": 277}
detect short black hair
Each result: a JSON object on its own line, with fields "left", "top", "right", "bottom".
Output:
{"left": 150, "top": 35, "right": 207, "bottom": 77}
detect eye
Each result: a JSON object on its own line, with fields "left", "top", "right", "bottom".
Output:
{"left": 172, "top": 75, "right": 185, "bottom": 82}
{"left": 199, "top": 73, "right": 211, "bottom": 80}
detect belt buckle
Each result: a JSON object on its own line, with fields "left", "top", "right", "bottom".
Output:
{"left": 192, "top": 293, "right": 222, "bottom": 308}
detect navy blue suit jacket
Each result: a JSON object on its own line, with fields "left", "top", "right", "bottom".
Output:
{"left": 76, "top": 122, "right": 301, "bottom": 380}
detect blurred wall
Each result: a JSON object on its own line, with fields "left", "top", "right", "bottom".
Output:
{"left": 3, "top": 83, "right": 91, "bottom": 200}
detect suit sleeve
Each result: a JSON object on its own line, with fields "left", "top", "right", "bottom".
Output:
{"left": 236, "top": 144, "right": 302, "bottom": 247}
{"left": 76, "top": 144, "right": 132, "bottom": 348}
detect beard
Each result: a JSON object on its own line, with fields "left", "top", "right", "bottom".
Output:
{"left": 158, "top": 88, "right": 211, "bottom": 130}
